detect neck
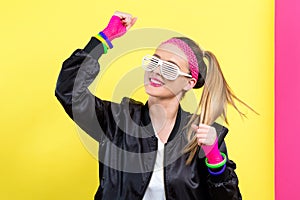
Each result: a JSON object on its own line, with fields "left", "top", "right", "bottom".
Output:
{"left": 148, "top": 96, "right": 180, "bottom": 119}
{"left": 148, "top": 96, "right": 180, "bottom": 143}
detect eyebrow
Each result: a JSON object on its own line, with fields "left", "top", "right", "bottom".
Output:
{"left": 153, "top": 54, "right": 180, "bottom": 68}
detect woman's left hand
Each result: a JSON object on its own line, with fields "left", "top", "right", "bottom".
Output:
{"left": 191, "top": 124, "right": 217, "bottom": 146}
{"left": 191, "top": 124, "right": 223, "bottom": 163}
{"left": 102, "top": 11, "right": 137, "bottom": 41}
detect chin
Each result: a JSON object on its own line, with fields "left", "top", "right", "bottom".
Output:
{"left": 145, "top": 85, "right": 179, "bottom": 100}
{"left": 144, "top": 84, "right": 163, "bottom": 97}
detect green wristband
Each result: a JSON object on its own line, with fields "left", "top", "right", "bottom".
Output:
{"left": 205, "top": 152, "right": 227, "bottom": 169}
{"left": 102, "top": 42, "right": 108, "bottom": 54}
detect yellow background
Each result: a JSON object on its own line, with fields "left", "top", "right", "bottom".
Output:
{"left": 0, "top": 0, "right": 274, "bottom": 199}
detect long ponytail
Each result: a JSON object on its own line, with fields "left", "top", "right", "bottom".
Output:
{"left": 184, "top": 50, "right": 257, "bottom": 165}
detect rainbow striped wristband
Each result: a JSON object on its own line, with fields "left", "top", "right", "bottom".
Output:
{"left": 95, "top": 34, "right": 109, "bottom": 49}
{"left": 101, "top": 42, "right": 108, "bottom": 54}
{"left": 99, "top": 32, "right": 113, "bottom": 49}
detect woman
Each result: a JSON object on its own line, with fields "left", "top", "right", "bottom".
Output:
{"left": 55, "top": 11, "right": 248, "bottom": 199}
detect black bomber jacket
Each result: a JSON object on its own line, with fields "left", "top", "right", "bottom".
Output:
{"left": 55, "top": 37, "right": 242, "bottom": 200}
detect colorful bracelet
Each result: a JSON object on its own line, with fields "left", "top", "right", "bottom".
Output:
{"left": 94, "top": 34, "right": 110, "bottom": 50}
{"left": 207, "top": 164, "right": 226, "bottom": 176}
{"left": 102, "top": 42, "right": 108, "bottom": 54}
{"left": 205, "top": 152, "right": 227, "bottom": 169}
{"left": 99, "top": 32, "right": 113, "bottom": 49}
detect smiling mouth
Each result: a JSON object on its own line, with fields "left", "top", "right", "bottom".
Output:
{"left": 149, "top": 77, "right": 164, "bottom": 87}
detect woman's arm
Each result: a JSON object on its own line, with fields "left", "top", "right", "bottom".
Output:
{"left": 196, "top": 124, "right": 242, "bottom": 199}
{"left": 55, "top": 12, "right": 137, "bottom": 142}
{"left": 55, "top": 37, "right": 116, "bottom": 142}
{"left": 206, "top": 142, "right": 242, "bottom": 200}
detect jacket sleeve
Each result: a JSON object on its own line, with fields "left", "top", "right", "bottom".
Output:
{"left": 205, "top": 125, "right": 242, "bottom": 200}
{"left": 55, "top": 37, "right": 119, "bottom": 142}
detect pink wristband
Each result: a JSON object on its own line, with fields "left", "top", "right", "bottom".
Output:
{"left": 201, "top": 138, "right": 223, "bottom": 164}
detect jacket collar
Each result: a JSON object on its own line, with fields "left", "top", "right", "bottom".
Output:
{"left": 141, "top": 101, "right": 191, "bottom": 143}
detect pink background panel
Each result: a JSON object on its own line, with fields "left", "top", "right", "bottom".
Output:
{"left": 275, "top": 0, "right": 300, "bottom": 199}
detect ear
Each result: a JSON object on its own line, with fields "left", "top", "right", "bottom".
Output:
{"left": 183, "top": 78, "right": 197, "bottom": 91}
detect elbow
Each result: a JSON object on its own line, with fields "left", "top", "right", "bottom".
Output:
{"left": 55, "top": 85, "right": 74, "bottom": 119}
{"left": 55, "top": 80, "right": 72, "bottom": 107}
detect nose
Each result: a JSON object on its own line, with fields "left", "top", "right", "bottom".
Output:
{"left": 153, "top": 64, "right": 162, "bottom": 75}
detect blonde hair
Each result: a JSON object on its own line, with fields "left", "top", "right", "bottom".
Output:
{"left": 183, "top": 49, "right": 257, "bottom": 165}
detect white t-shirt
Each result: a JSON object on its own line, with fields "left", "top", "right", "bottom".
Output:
{"left": 142, "top": 135, "right": 166, "bottom": 200}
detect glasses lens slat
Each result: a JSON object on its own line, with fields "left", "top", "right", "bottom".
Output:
{"left": 161, "top": 63, "right": 178, "bottom": 80}
{"left": 142, "top": 56, "right": 159, "bottom": 71}
{"left": 142, "top": 55, "right": 190, "bottom": 80}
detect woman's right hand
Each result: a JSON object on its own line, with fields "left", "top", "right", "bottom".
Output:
{"left": 102, "top": 11, "right": 137, "bottom": 41}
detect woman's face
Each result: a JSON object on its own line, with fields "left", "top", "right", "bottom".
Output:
{"left": 144, "top": 44, "right": 196, "bottom": 100}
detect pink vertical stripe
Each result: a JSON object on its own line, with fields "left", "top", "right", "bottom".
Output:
{"left": 275, "top": 0, "right": 300, "bottom": 199}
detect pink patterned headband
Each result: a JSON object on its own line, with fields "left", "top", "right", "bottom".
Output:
{"left": 160, "top": 38, "right": 199, "bottom": 80}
